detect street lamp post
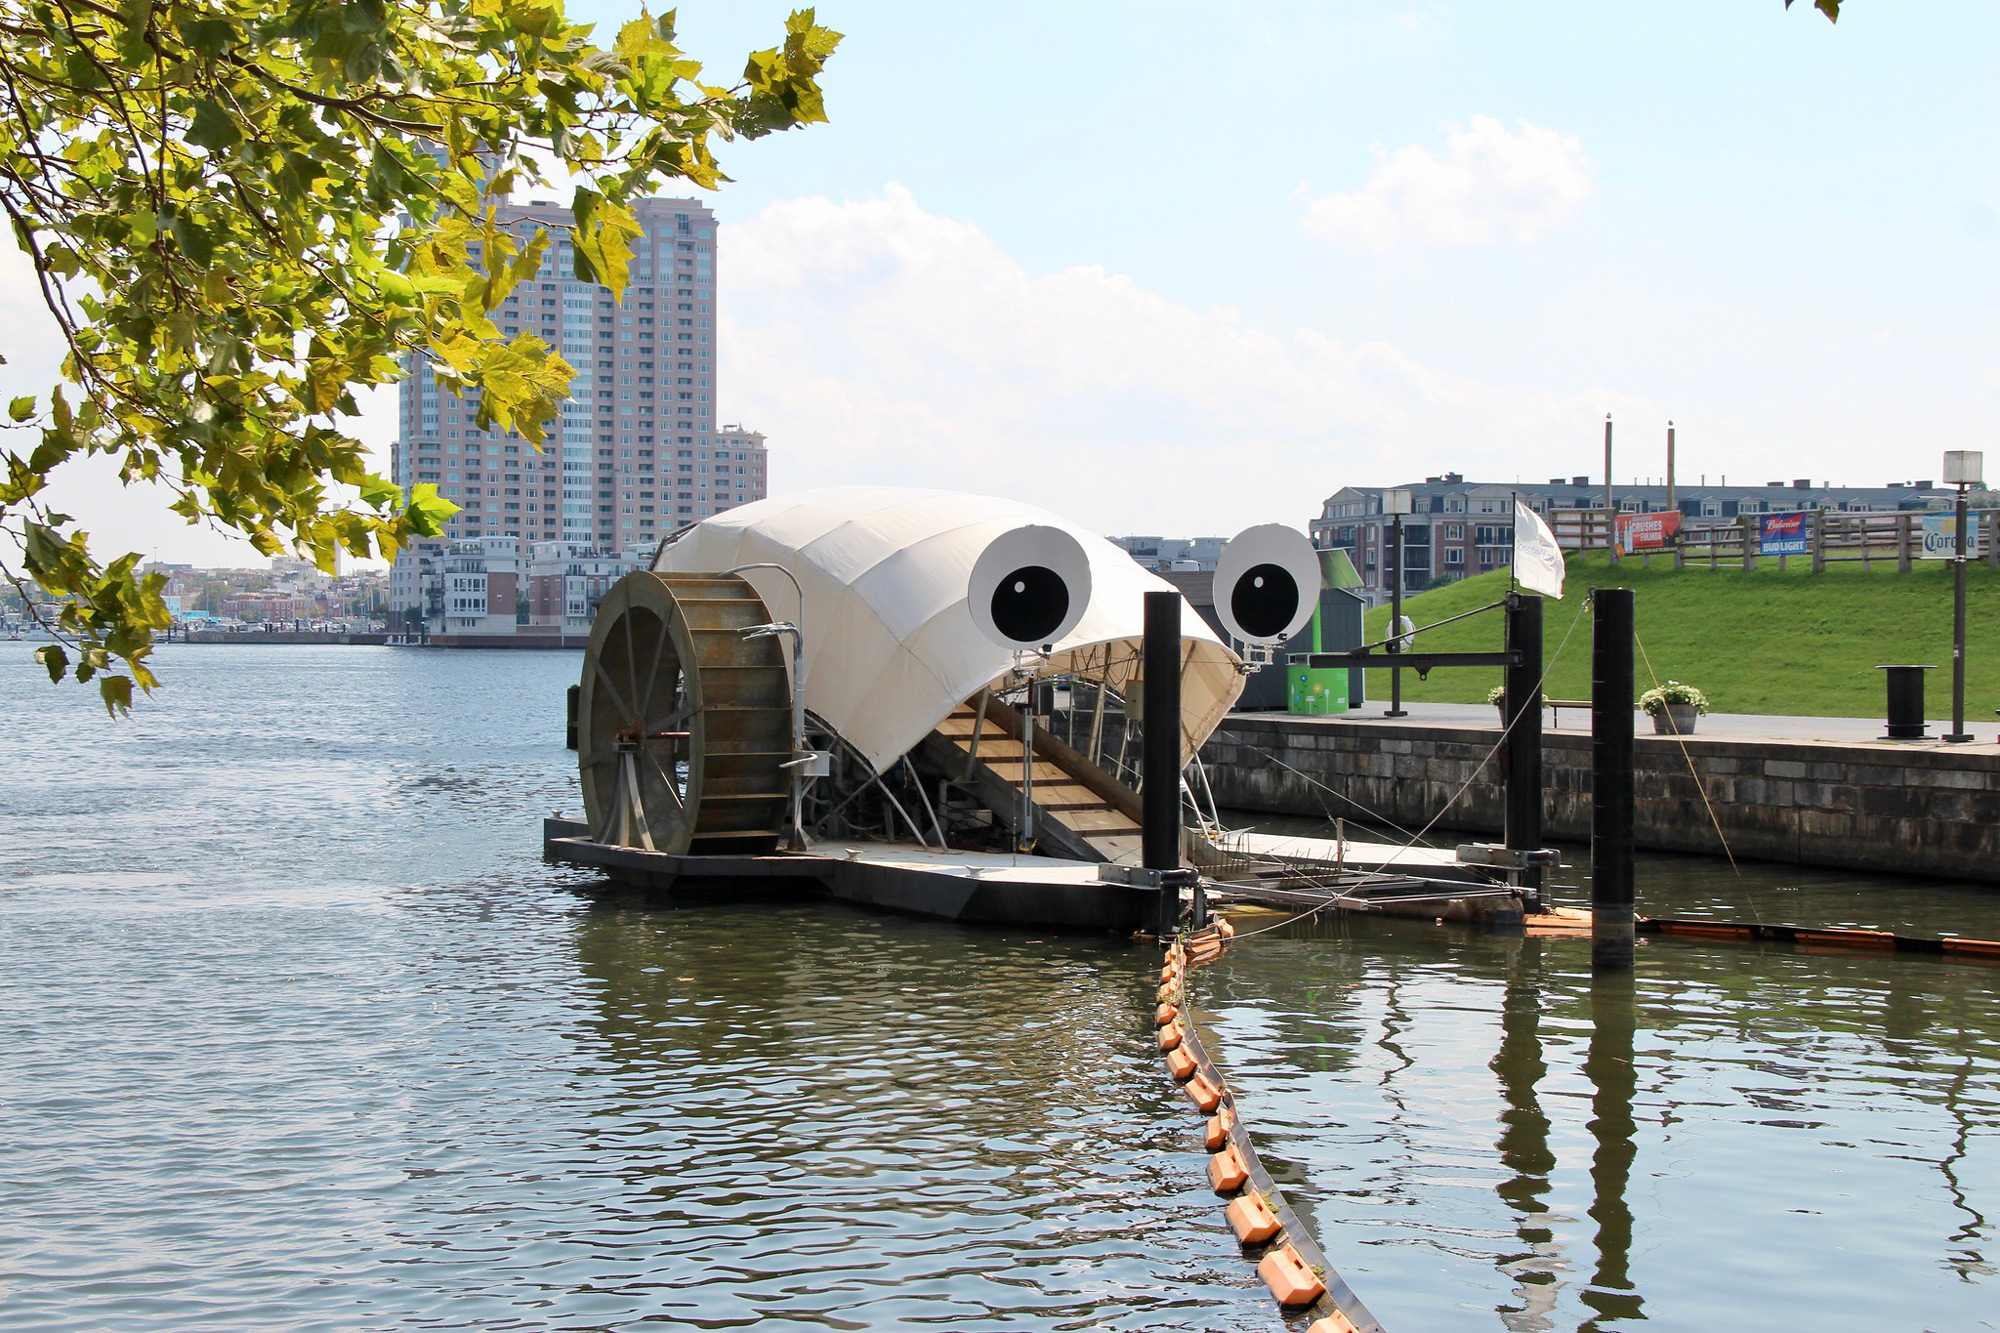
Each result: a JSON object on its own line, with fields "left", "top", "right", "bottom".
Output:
{"left": 1383, "top": 487, "right": 1413, "bottom": 718}
{"left": 1943, "top": 450, "right": 1983, "bottom": 744}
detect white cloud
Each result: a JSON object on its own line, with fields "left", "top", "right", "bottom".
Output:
{"left": 5, "top": 178, "right": 1640, "bottom": 565}
{"left": 1301, "top": 116, "right": 1594, "bottom": 250}
{"left": 722, "top": 184, "right": 1645, "bottom": 537}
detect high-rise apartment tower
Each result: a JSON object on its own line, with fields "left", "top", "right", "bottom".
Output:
{"left": 387, "top": 196, "right": 769, "bottom": 631}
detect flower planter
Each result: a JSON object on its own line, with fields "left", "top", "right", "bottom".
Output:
{"left": 1651, "top": 703, "right": 1700, "bottom": 735}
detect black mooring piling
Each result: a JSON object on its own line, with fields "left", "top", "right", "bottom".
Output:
{"left": 1142, "top": 590, "right": 1183, "bottom": 936}
{"left": 1503, "top": 594, "right": 1545, "bottom": 900}
{"left": 1592, "top": 587, "right": 1636, "bottom": 971}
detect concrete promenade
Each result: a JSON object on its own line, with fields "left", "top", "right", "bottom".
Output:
{"left": 1305, "top": 700, "right": 2000, "bottom": 749}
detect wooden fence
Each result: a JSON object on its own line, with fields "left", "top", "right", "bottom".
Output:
{"left": 1548, "top": 507, "right": 2000, "bottom": 573}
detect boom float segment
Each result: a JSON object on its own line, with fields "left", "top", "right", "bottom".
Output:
{"left": 1156, "top": 925, "right": 1385, "bottom": 1332}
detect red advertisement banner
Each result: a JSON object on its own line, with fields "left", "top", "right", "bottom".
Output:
{"left": 1613, "top": 510, "right": 1682, "bottom": 555}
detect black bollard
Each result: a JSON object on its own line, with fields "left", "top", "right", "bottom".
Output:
{"left": 1591, "top": 588, "right": 1635, "bottom": 971}
{"left": 1142, "top": 591, "right": 1183, "bottom": 936}
{"left": 1503, "top": 594, "right": 1545, "bottom": 900}
{"left": 1877, "top": 664, "right": 1934, "bottom": 741}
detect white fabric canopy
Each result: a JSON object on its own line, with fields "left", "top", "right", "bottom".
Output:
{"left": 654, "top": 487, "right": 1245, "bottom": 772}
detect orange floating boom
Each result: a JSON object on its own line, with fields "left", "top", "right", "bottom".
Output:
{"left": 1226, "top": 1192, "right": 1282, "bottom": 1245}
{"left": 1258, "top": 1244, "right": 1327, "bottom": 1307}
{"left": 1208, "top": 1145, "right": 1250, "bottom": 1195}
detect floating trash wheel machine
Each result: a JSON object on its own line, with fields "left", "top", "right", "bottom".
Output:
{"left": 563, "top": 488, "right": 1252, "bottom": 873}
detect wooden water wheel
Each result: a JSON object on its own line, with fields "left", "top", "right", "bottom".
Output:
{"left": 577, "top": 572, "right": 793, "bottom": 854}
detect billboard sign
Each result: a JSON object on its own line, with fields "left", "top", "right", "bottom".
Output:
{"left": 1613, "top": 510, "right": 1682, "bottom": 556}
{"left": 1921, "top": 513, "right": 1981, "bottom": 559}
{"left": 1758, "top": 511, "right": 1810, "bottom": 555}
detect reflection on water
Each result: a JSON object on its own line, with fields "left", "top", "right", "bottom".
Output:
{"left": 1197, "top": 906, "right": 2000, "bottom": 1330}
{"left": 0, "top": 648, "right": 1275, "bottom": 1330}
{"left": 2, "top": 649, "right": 1995, "bottom": 1329}
{"left": 561, "top": 894, "right": 1276, "bottom": 1329}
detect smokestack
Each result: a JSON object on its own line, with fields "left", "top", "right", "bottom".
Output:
{"left": 1666, "top": 421, "right": 1676, "bottom": 514}
{"left": 1605, "top": 414, "right": 1617, "bottom": 565}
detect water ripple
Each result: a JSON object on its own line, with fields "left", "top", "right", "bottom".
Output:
{"left": 0, "top": 650, "right": 1270, "bottom": 1331}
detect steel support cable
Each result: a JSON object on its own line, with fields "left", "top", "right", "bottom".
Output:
{"left": 1349, "top": 597, "right": 1510, "bottom": 654}
{"left": 1236, "top": 748, "right": 1435, "bottom": 847}
{"left": 1633, "top": 627, "right": 1753, "bottom": 913}
{"left": 1223, "top": 596, "right": 1592, "bottom": 943}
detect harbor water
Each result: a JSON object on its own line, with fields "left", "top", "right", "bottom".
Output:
{"left": 3, "top": 646, "right": 1996, "bottom": 1329}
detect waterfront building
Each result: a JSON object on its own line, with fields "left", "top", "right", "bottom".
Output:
{"left": 523, "top": 540, "right": 656, "bottom": 640}
{"left": 406, "top": 536, "right": 655, "bottom": 642}
{"left": 1314, "top": 473, "right": 1985, "bottom": 604}
{"left": 1109, "top": 535, "right": 1228, "bottom": 573}
{"left": 386, "top": 193, "right": 769, "bottom": 636}
{"left": 141, "top": 559, "right": 388, "bottom": 625}
{"left": 440, "top": 537, "right": 519, "bottom": 636}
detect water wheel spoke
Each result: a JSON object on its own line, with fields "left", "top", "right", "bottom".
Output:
{"left": 592, "top": 754, "right": 628, "bottom": 845}
{"left": 593, "top": 659, "right": 635, "bottom": 721}
{"left": 624, "top": 619, "right": 643, "bottom": 734}
{"left": 637, "top": 618, "right": 671, "bottom": 724}
{"left": 622, "top": 751, "right": 657, "bottom": 852}
{"left": 642, "top": 741, "right": 688, "bottom": 812}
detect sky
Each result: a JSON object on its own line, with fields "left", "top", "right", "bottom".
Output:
{"left": 6, "top": 0, "right": 1999, "bottom": 565}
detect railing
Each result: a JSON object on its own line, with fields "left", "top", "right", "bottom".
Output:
{"left": 1549, "top": 507, "right": 2000, "bottom": 572}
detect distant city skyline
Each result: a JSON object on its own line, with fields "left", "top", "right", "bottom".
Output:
{"left": 5, "top": 2, "right": 1994, "bottom": 564}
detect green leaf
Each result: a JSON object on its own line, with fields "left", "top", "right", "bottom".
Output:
{"left": 357, "top": 473, "right": 401, "bottom": 508}
{"left": 168, "top": 215, "right": 216, "bottom": 267}
{"left": 98, "top": 674, "right": 134, "bottom": 717}
{"left": 8, "top": 395, "right": 33, "bottom": 422}
{"left": 377, "top": 270, "right": 417, "bottom": 303}
{"left": 176, "top": 17, "right": 235, "bottom": 57}
{"left": 185, "top": 100, "right": 243, "bottom": 153}
{"left": 33, "top": 643, "right": 68, "bottom": 683}
{"left": 403, "top": 483, "right": 459, "bottom": 535}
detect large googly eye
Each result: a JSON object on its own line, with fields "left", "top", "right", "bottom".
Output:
{"left": 969, "top": 525, "right": 1092, "bottom": 649}
{"left": 1212, "top": 524, "right": 1322, "bottom": 645}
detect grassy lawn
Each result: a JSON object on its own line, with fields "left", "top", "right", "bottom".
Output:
{"left": 1359, "top": 552, "right": 2000, "bottom": 717}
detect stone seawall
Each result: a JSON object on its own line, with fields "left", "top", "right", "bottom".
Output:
{"left": 1201, "top": 714, "right": 2000, "bottom": 884}
{"left": 185, "top": 631, "right": 387, "bottom": 645}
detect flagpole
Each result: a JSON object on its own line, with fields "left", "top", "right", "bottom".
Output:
{"left": 1510, "top": 489, "right": 1520, "bottom": 597}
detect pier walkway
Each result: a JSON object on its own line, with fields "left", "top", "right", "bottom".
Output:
{"left": 1300, "top": 700, "right": 2000, "bottom": 749}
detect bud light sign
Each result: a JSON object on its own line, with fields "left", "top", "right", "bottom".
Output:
{"left": 1758, "top": 512, "right": 1810, "bottom": 555}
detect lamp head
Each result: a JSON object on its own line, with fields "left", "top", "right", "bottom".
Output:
{"left": 1944, "top": 450, "right": 1984, "bottom": 486}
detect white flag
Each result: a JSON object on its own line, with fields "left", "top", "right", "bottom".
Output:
{"left": 1513, "top": 500, "right": 1565, "bottom": 600}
